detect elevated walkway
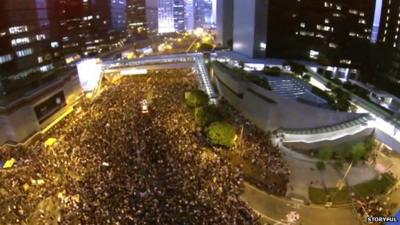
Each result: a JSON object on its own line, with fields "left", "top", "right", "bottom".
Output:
{"left": 103, "top": 53, "right": 217, "bottom": 102}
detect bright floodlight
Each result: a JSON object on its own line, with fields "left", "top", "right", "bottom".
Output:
{"left": 77, "top": 58, "right": 102, "bottom": 92}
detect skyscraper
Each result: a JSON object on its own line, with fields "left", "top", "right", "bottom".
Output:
{"left": 378, "top": 0, "right": 400, "bottom": 48}
{"left": 232, "top": 0, "right": 267, "bottom": 58}
{"left": 194, "top": 0, "right": 213, "bottom": 28}
{"left": 185, "top": 0, "right": 195, "bottom": 30}
{"left": 216, "top": 0, "right": 233, "bottom": 47}
{"left": 173, "top": 0, "right": 186, "bottom": 32}
{"left": 0, "top": 0, "right": 61, "bottom": 96}
{"left": 127, "top": 0, "right": 147, "bottom": 37}
{"left": 146, "top": 0, "right": 158, "bottom": 33}
{"left": 57, "top": 0, "right": 128, "bottom": 59}
{"left": 267, "top": 0, "right": 375, "bottom": 65}
{"left": 158, "top": 0, "right": 175, "bottom": 33}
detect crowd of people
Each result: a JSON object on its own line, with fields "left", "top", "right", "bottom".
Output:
{"left": 355, "top": 196, "right": 396, "bottom": 224}
{"left": 217, "top": 101, "right": 290, "bottom": 196}
{"left": 0, "top": 69, "right": 277, "bottom": 224}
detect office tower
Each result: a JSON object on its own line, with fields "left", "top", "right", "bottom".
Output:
{"left": 146, "top": 0, "right": 158, "bottom": 33}
{"left": 267, "top": 0, "right": 375, "bottom": 65}
{"left": 378, "top": 0, "right": 400, "bottom": 79}
{"left": 92, "top": 0, "right": 127, "bottom": 33}
{"left": 158, "top": 0, "right": 175, "bottom": 33}
{"left": 174, "top": 0, "right": 186, "bottom": 32}
{"left": 232, "top": 0, "right": 267, "bottom": 58}
{"left": 57, "top": 0, "right": 127, "bottom": 58}
{"left": 185, "top": 0, "right": 195, "bottom": 31}
{"left": 194, "top": 0, "right": 213, "bottom": 28}
{"left": 216, "top": 0, "right": 233, "bottom": 47}
{"left": 56, "top": 0, "right": 94, "bottom": 59}
{"left": 0, "top": 0, "right": 61, "bottom": 96}
{"left": 127, "top": 0, "right": 147, "bottom": 37}
{"left": 378, "top": 0, "right": 400, "bottom": 48}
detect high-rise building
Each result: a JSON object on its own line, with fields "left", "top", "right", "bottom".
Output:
{"left": 267, "top": 0, "right": 375, "bottom": 65}
{"left": 232, "top": 0, "right": 267, "bottom": 58}
{"left": 158, "top": 0, "right": 175, "bottom": 33}
{"left": 378, "top": 0, "right": 400, "bottom": 48}
{"left": 0, "top": 0, "right": 61, "bottom": 95}
{"left": 174, "top": 0, "right": 186, "bottom": 32}
{"left": 194, "top": 0, "right": 213, "bottom": 28}
{"left": 127, "top": 0, "right": 147, "bottom": 37}
{"left": 185, "top": 0, "right": 195, "bottom": 30}
{"left": 56, "top": 0, "right": 93, "bottom": 59}
{"left": 146, "top": 0, "right": 158, "bottom": 33}
{"left": 216, "top": 0, "right": 233, "bottom": 47}
{"left": 92, "top": 0, "right": 127, "bottom": 33}
{"left": 57, "top": 0, "right": 127, "bottom": 59}
{"left": 377, "top": 0, "right": 400, "bottom": 79}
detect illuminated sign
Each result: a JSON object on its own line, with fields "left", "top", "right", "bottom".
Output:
{"left": 77, "top": 58, "right": 102, "bottom": 91}
{"left": 120, "top": 68, "right": 148, "bottom": 75}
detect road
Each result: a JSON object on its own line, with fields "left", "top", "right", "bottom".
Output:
{"left": 241, "top": 182, "right": 362, "bottom": 225}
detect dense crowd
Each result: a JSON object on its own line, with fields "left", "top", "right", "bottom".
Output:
{"left": 0, "top": 69, "right": 270, "bottom": 224}
{"left": 355, "top": 196, "right": 396, "bottom": 224}
{"left": 217, "top": 102, "right": 290, "bottom": 196}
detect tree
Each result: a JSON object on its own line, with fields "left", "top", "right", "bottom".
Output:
{"left": 318, "top": 146, "right": 333, "bottom": 162}
{"left": 198, "top": 43, "right": 213, "bottom": 52}
{"left": 194, "top": 105, "right": 222, "bottom": 127}
{"left": 302, "top": 74, "right": 311, "bottom": 82}
{"left": 205, "top": 121, "right": 237, "bottom": 148}
{"left": 185, "top": 90, "right": 209, "bottom": 108}
{"left": 351, "top": 143, "right": 366, "bottom": 163}
{"left": 332, "top": 88, "right": 351, "bottom": 112}
{"left": 364, "top": 137, "right": 376, "bottom": 154}
{"left": 263, "top": 67, "right": 282, "bottom": 76}
{"left": 286, "top": 61, "right": 307, "bottom": 75}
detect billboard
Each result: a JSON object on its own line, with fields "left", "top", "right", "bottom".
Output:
{"left": 77, "top": 58, "right": 102, "bottom": 91}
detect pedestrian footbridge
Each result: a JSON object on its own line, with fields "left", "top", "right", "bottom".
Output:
{"left": 102, "top": 53, "right": 217, "bottom": 102}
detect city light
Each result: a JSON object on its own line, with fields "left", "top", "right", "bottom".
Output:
{"left": 77, "top": 58, "right": 103, "bottom": 92}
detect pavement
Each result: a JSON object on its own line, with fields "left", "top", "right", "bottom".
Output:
{"left": 281, "top": 145, "right": 378, "bottom": 202}
{"left": 376, "top": 150, "right": 400, "bottom": 212}
{"left": 241, "top": 182, "right": 362, "bottom": 225}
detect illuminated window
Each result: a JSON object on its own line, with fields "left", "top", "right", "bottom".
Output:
{"left": 9, "top": 25, "right": 28, "bottom": 34}
{"left": 16, "top": 48, "right": 33, "bottom": 58}
{"left": 11, "top": 37, "right": 30, "bottom": 46}
{"left": 36, "top": 34, "right": 46, "bottom": 40}
{"left": 0, "top": 54, "right": 12, "bottom": 64}
{"left": 51, "top": 42, "right": 59, "bottom": 48}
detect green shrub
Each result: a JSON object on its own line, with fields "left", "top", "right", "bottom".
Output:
{"left": 205, "top": 121, "right": 237, "bottom": 148}
{"left": 198, "top": 43, "right": 213, "bottom": 52}
{"left": 185, "top": 90, "right": 209, "bottom": 108}
{"left": 194, "top": 105, "right": 222, "bottom": 127}
{"left": 319, "top": 147, "right": 333, "bottom": 162}
{"left": 302, "top": 74, "right": 311, "bottom": 81}
{"left": 311, "top": 87, "right": 335, "bottom": 105}
{"left": 263, "top": 67, "right": 282, "bottom": 76}
{"left": 351, "top": 143, "right": 366, "bottom": 163}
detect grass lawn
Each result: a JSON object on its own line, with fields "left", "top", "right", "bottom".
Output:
{"left": 309, "top": 173, "right": 397, "bottom": 205}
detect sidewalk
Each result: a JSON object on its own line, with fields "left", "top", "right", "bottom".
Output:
{"left": 281, "top": 145, "right": 378, "bottom": 202}
{"left": 241, "top": 182, "right": 361, "bottom": 225}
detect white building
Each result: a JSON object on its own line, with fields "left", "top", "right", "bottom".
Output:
{"left": 158, "top": 0, "right": 175, "bottom": 33}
